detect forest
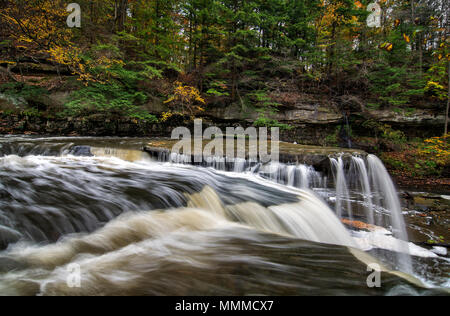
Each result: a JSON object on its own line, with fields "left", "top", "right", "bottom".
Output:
{"left": 0, "top": 0, "right": 449, "bottom": 183}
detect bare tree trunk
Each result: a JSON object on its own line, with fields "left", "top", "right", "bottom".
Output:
{"left": 445, "top": 61, "right": 450, "bottom": 136}
{"left": 0, "top": 65, "right": 18, "bottom": 82}
{"left": 115, "top": 0, "right": 128, "bottom": 32}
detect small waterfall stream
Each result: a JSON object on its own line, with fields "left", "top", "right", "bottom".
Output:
{"left": 330, "top": 157, "right": 352, "bottom": 220}
{"left": 351, "top": 156, "right": 375, "bottom": 225}
{"left": 366, "top": 155, "right": 413, "bottom": 274}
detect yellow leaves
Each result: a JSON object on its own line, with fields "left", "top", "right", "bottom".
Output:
{"left": 2, "top": 0, "right": 75, "bottom": 64}
{"left": 379, "top": 42, "right": 393, "bottom": 52}
{"left": 420, "top": 135, "right": 450, "bottom": 166}
{"left": 426, "top": 81, "right": 445, "bottom": 91}
{"left": 160, "top": 111, "right": 174, "bottom": 122}
{"left": 48, "top": 45, "right": 94, "bottom": 84}
{"left": 403, "top": 34, "right": 410, "bottom": 43}
{"left": 318, "top": 3, "right": 346, "bottom": 27}
{"left": 164, "top": 82, "right": 206, "bottom": 115}
{"left": 173, "top": 82, "right": 205, "bottom": 105}
{"left": 48, "top": 46, "right": 73, "bottom": 66}
{"left": 47, "top": 42, "right": 128, "bottom": 84}
{"left": 164, "top": 97, "right": 175, "bottom": 104}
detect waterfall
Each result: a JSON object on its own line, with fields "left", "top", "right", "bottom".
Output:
{"left": 330, "top": 157, "right": 352, "bottom": 220}
{"left": 162, "top": 151, "right": 413, "bottom": 275}
{"left": 189, "top": 186, "right": 356, "bottom": 247}
{"left": 90, "top": 147, "right": 147, "bottom": 162}
{"left": 366, "top": 155, "right": 412, "bottom": 274}
{"left": 165, "top": 152, "right": 323, "bottom": 190}
{"left": 0, "top": 137, "right": 418, "bottom": 278}
{"left": 165, "top": 151, "right": 413, "bottom": 274}
{"left": 351, "top": 156, "right": 375, "bottom": 225}
{"left": 0, "top": 142, "right": 74, "bottom": 157}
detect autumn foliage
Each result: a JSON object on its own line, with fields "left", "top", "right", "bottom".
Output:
{"left": 164, "top": 82, "right": 206, "bottom": 115}
{"left": 0, "top": 0, "right": 448, "bottom": 122}
{"left": 420, "top": 135, "right": 450, "bottom": 167}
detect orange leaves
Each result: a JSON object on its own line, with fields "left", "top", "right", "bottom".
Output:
{"left": 354, "top": 1, "right": 363, "bottom": 9}
{"left": 341, "top": 219, "right": 383, "bottom": 232}
{"left": 403, "top": 34, "right": 410, "bottom": 43}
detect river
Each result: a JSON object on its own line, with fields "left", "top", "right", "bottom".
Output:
{"left": 0, "top": 136, "right": 448, "bottom": 296}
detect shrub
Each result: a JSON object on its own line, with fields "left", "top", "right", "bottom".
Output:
{"left": 164, "top": 81, "right": 205, "bottom": 115}
{"left": 419, "top": 135, "right": 450, "bottom": 167}
{"left": 0, "top": 82, "right": 48, "bottom": 100}
{"left": 63, "top": 82, "right": 157, "bottom": 122}
{"left": 253, "top": 115, "right": 292, "bottom": 130}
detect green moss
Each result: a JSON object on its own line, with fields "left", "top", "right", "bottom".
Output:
{"left": 325, "top": 127, "right": 340, "bottom": 146}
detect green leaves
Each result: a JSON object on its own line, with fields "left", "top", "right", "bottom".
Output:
{"left": 63, "top": 82, "right": 156, "bottom": 122}
{"left": 0, "top": 82, "right": 48, "bottom": 100}
{"left": 254, "top": 115, "right": 292, "bottom": 130}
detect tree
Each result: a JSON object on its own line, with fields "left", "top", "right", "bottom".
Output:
{"left": 446, "top": 61, "right": 449, "bottom": 136}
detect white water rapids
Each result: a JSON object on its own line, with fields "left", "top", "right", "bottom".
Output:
{"left": 0, "top": 137, "right": 448, "bottom": 295}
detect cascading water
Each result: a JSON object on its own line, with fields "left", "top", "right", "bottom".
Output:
{"left": 350, "top": 156, "right": 375, "bottom": 225}
{"left": 165, "top": 151, "right": 416, "bottom": 275}
{"left": 330, "top": 156, "right": 353, "bottom": 220}
{"left": 165, "top": 152, "right": 324, "bottom": 189}
{"left": 366, "top": 154, "right": 412, "bottom": 274}
{"left": 330, "top": 155, "right": 412, "bottom": 274}
{"left": 0, "top": 136, "right": 447, "bottom": 295}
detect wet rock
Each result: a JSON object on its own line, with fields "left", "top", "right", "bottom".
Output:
{"left": 403, "top": 192, "right": 450, "bottom": 245}
{"left": 69, "top": 146, "right": 93, "bottom": 157}
{"left": 143, "top": 146, "right": 170, "bottom": 160}
{"left": 369, "top": 108, "right": 445, "bottom": 126}
{"left": 414, "top": 194, "right": 450, "bottom": 213}
{"left": 401, "top": 192, "right": 415, "bottom": 209}
{"left": 0, "top": 226, "right": 22, "bottom": 251}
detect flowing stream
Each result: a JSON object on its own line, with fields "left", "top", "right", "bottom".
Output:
{"left": 0, "top": 136, "right": 448, "bottom": 296}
